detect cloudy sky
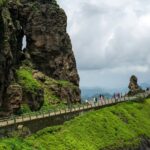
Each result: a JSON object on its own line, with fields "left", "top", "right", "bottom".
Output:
{"left": 57, "top": 0, "right": 150, "bottom": 89}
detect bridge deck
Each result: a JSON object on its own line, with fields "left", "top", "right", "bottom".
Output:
{"left": 0, "top": 92, "right": 149, "bottom": 128}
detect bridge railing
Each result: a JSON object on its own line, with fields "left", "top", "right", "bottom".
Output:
{"left": 0, "top": 91, "right": 149, "bottom": 127}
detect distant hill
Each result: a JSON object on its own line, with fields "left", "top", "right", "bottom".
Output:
{"left": 140, "top": 83, "right": 150, "bottom": 89}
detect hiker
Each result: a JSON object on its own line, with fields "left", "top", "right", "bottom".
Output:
{"left": 99, "top": 94, "right": 101, "bottom": 100}
{"left": 85, "top": 99, "right": 88, "bottom": 104}
{"left": 95, "top": 97, "right": 98, "bottom": 103}
{"left": 113, "top": 93, "right": 116, "bottom": 99}
{"left": 121, "top": 93, "right": 123, "bottom": 98}
{"left": 93, "top": 97, "right": 97, "bottom": 104}
{"left": 100, "top": 95, "right": 104, "bottom": 104}
{"left": 118, "top": 93, "right": 121, "bottom": 99}
{"left": 115, "top": 93, "right": 118, "bottom": 103}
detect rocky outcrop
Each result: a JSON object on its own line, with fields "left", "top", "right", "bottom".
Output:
{"left": 0, "top": 4, "right": 22, "bottom": 115}
{"left": 24, "top": 88, "right": 44, "bottom": 111}
{"left": 5, "top": 84, "right": 22, "bottom": 113}
{"left": 138, "top": 138, "right": 150, "bottom": 150}
{"left": 0, "top": 0, "right": 80, "bottom": 116}
{"left": 32, "top": 70, "right": 80, "bottom": 104}
{"left": 128, "top": 75, "right": 144, "bottom": 96}
{"left": 19, "top": 0, "right": 79, "bottom": 86}
{"left": 120, "top": 138, "right": 150, "bottom": 150}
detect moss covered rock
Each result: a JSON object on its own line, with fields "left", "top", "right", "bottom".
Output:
{"left": 16, "top": 66, "right": 44, "bottom": 111}
{"left": 15, "top": 66, "right": 80, "bottom": 113}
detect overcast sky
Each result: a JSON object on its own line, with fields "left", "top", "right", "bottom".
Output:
{"left": 57, "top": 0, "right": 150, "bottom": 89}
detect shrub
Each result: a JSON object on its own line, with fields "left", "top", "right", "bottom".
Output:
{"left": 16, "top": 67, "right": 41, "bottom": 94}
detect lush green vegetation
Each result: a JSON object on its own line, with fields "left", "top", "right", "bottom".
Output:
{"left": 19, "top": 104, "right": 32, "bottom": 114}
{"left": 0, "top": 0, "right": 21, "bottom": 6}
{"left": 16, "top": 67, "right": 42, "bottom": 94}
{"left": 0, "top": 0, "right": 7, "bottom": 6}
{"left": 16, "top": 66, "right": 78, "bottom": 113}
{"left": 0, "top": 99, "right": 150, "bottom": 150}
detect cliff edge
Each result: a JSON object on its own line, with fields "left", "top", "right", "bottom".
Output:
{"left": 0, "top": 0, "right": 80, "bottom": 116}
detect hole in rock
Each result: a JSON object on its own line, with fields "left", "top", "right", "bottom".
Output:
{"left": 22, "top": 35, "right": 27, "bottom": 51}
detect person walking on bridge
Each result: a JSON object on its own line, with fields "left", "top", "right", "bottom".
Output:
{"left": 95, "top": 97, "right": 98, "bottom": 103}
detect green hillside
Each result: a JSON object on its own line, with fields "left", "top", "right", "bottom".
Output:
{"left": 0, "top": 99, "right": 150, "bottom": 150}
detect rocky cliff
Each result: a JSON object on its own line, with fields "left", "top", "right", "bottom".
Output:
{"left": 0, "top": 0, "right": 80, "bottom": 116}
{"left": 127, "top": 75, "right": 144, "bottom": 96}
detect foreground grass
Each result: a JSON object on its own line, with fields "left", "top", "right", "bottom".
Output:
{"left": 0, "top": 99, "right": 150, "bottom": 150}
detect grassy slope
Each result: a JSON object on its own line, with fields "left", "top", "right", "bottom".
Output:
{"left": 16, "top": 66, "right": 78, "bottom": 113}
{"left": 0, "top": 99, "right": 150, "bottom": 150}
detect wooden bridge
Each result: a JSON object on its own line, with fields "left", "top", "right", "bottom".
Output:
{"left": 0, "top": 91, "right": 149, "bottom": 130}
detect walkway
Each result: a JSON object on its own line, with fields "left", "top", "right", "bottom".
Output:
{"left": 0, "top": 91, "right": 149, "bottom": 128}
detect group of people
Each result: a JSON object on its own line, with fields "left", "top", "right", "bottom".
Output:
{"left": 85, "top": 92, "right": 123, "bottom": 105}
{"left": 85, "top": 87, "right": 150, "bottom": 105}
{"left": 112, "top": 93, "right": 122, "bottom": 99}
{"left": 93, "top": 95, "right": 105, "bottom": 103}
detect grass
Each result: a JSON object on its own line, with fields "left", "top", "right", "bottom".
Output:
{"left": 16, "top": 66, "right": 78, "bottom": 113}
{"left": 0, "top": 99, "right": 150, "bottom": 150}
{"left": 19, "top": 104, "right": 32, "bottom": 114}
{"left": 39, "top": 74, "right": 79, "bottom": 111}
{"left": 58, "top": 80, "right": 79, "bottom": 91}
{"left": 16, "top": 67, "right": 42, "bottom": 94}
{"left": 40, "top": 88, "right": 65, "bottom": 111}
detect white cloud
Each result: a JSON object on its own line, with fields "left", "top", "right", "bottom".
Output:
{"left": 57, "top": 0, "right": 150, "bottom": 88}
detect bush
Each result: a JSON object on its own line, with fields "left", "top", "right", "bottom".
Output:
{"left": 16, "top": 67, "right": 41, "bottom": 94}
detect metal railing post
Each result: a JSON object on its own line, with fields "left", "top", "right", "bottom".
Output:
{"left": 22, "top": 115, "right": 24, "bottom": 121}
{"left": 29, "top": 113, "right": 31, "bottom": 120}
{"left": 13, "top": 116, "right": 16, "bottom": 124}
{"left": 49, "top": 111, "right": 51, "bottom": 117}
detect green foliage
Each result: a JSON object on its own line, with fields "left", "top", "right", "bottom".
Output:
{"left": 40, "top": 76, "right": 78, "bottom": 111}
{"left": 0, "top": 99, "right": 150, "bottom": 150}
{"left": 0, "top": 0, "right": 7, "bottom": 6}
{"left": 58, "top": 80, "right": 78, "bottom": 89}
{"left": 31, "top": 2, "right": 40, "bottom": 12}
{"left": 16, "top": 67, "right": 41, "bottom": 94}
{"left": 41, "top": 88, "right": 66, "bottom": 111}
{"left": 0, "top": 0, "right": 21, "bottom": 7}
{"left": 16, "top": 66, "right": 78, "bottom": 114}
{"left": 19, "top": 104, "right": 32, "bottom": 114}
{"left": 44, "top": 77, "right": 77, "bottom": 89}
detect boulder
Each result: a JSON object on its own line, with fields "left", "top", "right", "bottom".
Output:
{"left": 127, "top": 75, "right": 144, "bottom": 96}
{"left": 32, "top": 70, "right": 46, "bottom": 82}
{"left": 1, "top": 84, "right": 22, "bottom": 115}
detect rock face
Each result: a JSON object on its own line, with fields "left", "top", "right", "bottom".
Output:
{"left": 19, "top": 0, "right": 79, "bottom": 86}
{"left": 128, "top": 75, "right": 144, "bottom": 96}
{"left": 0, "top": 5, "right": 22, "bottom": 115}
{"left": 121, "top": 138, "right": 150, "bottom": 150}
{"left": 24, "top": 88, "right": 44, "bottom": 111}
{"left": 32, "top": 70, "right": 81, "bottom": 104}
{"left": 0, "top": 0, "right": 80, "bottom": 116}
{"left": 4, "top": 84, "right": 22, "bottom": 114}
